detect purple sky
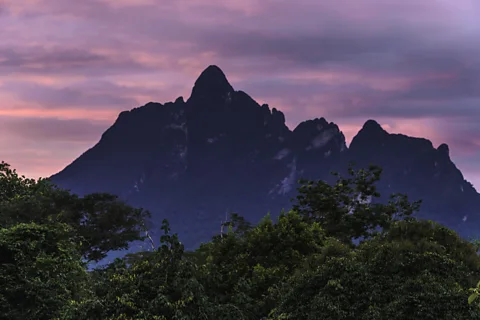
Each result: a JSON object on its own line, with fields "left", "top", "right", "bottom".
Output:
{"left": 1, "top": 0, "right": 480, "bottom": 188}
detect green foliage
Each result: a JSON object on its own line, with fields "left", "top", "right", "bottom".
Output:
{"left": 61, "top": 220, "right": 234, "bottom": 320}
{"left": 269, "top": 219, "right": 480, "bottom": 319}
{"left": 293, "top": 164, "right": 421, "bottom": 243}
{"left": 2, "top": 161, "right": 480, "bottom": 319}
{"left": 0, "top": 161, "right": 151, "bottom": 262}
{"left": 198, "top": 210, "right": 327, "bottom": 319}
{"left": 0, "top": 223, "right": 88, "bottom": 320}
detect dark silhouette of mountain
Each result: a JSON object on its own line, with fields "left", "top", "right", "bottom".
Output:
{"left": 50, "top": 65, "right": 480, "bottom": 249}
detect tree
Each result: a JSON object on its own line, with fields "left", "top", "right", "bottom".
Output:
{"left": 0, "top": 161, "right": 151, "bottom": 262}
{"left": 61, "top": 220, "right": 234, "bottom": 320}
{"left": 269, "top": 219, "right": 480, "bottom": 319}
{"left": 292, "top": 164, "right": 421, "bottom": 244}
{"left": 468, "top": 239, "right": 480, "bottom": 310}
{"left": 197, "top": 210, "right": 327, "bottom": 319}
{"left": 4, "top": 161, "right": 479, "bottom": 319}
{"left": 0, "top": 223, "right": 88, "bottom": 320}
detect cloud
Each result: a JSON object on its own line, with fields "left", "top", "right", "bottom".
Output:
{"left": 0, "top": 116, "right": 110, "bottom": 178}
{"left": 0, "top": 47, "right": 105, "bottom": 68}
{"left": 0, "top": 116, "right": 109, "bottom": 142}
{"left": 0, "top": 46, "right": 170, "bottom": 76}
{"left": 1, "top": 81, "right": 146, "bottom": 109}
{"left": 194, "top": 31, "right": 414, "bottom": 69}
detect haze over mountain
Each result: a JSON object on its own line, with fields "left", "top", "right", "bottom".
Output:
{"left": 50, "top": 66, "right": 480, "bottom": 249}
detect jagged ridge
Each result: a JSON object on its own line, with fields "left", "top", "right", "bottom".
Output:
{"left": 50, "top": 65, "right": 480, "bottom": 249}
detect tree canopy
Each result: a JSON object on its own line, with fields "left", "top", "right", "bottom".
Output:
{"left": 0, "top": 161, "right": 151, "bottom": 262}
{"left": 1, "top": 161, "right": 479, "bottom": 319}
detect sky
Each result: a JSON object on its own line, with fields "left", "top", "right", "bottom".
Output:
{"left": 1, "top": 0, "right": 480, "bottom": 188}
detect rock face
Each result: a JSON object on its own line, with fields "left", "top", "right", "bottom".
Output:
{"left": 346, "top": 120, "right": 480, "bottom": 231}
{"left": 50, "top": 65, "right": 480, "bottom": 249}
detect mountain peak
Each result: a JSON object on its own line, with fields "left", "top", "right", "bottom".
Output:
{"left": 188, "top": 65, "right": 234, "bottom": 102}
{"left": 437, "top": 143, "right": 450, "bottom": 156}
{"left": 349, "top": 119, "right": 388, "bottom": 151}
{"left": 362, "top": 119, "right": 385, "bottom": 132}
{"left": 198, "top": 65, "right": 227, "bottom": 80}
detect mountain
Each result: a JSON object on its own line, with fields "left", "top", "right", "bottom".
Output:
{"left": 50, "top": 65, "right": 480, "bottom": 249}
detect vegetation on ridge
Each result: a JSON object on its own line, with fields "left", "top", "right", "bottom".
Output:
{"left": 1, "top": 160, "right": 480, "bottom": 319}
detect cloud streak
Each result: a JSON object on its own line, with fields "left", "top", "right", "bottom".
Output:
{"left": 0, "top": 116, "right": 109, "bottom": 142}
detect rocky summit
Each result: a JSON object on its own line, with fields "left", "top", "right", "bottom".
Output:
{"left": 50, "top": 65, "right": 480, "bottom": 249}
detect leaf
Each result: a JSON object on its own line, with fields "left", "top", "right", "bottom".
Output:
{"left": 468, "top": 293, "right": 478, "bottom": 305}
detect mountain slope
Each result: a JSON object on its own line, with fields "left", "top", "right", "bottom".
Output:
{"left": 346, "top": 120, "right": 479, "bottom": 229}
{"left": 50, "top": 65, "right": 480, "bottom": 248}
